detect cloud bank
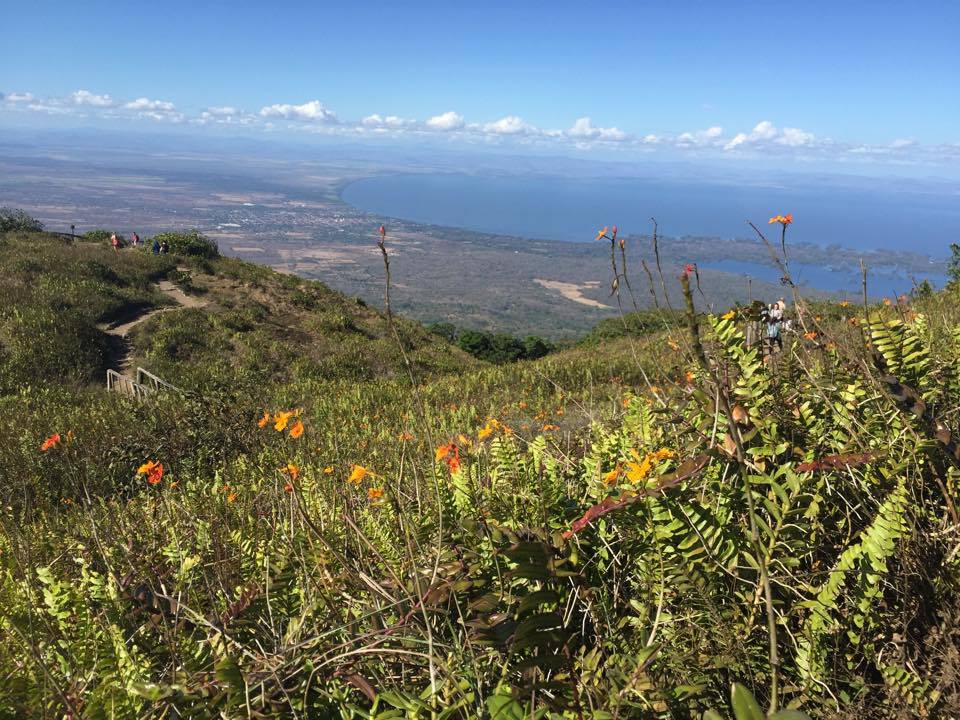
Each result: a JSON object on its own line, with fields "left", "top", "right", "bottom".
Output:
{"left": 0, "top": 87, "right": 950, "bottom": 166}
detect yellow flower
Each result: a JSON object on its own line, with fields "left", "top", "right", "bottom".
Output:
{"left": 323, "top": 465, "right": 334, "bottom": 475}
{"left": 478, "top": 424, "right": 494, "bottom": 441}
{"left": 280, "top": 463, "right": 300, "bottom": 481}
{"left": 348, "top": 465, "right": 371, "bottom": 484}
{"left": 667, "top": 339, "right": 680, "bottom": 352}
{"left": 603, "top": 466, "right": 620, "bottom": 485}
{"left": 289, "top": 419, "right": 304, "bottom": 439}
{"left": 227, "top": 492, "right": 238, "bottom": 504}
{"left": 274, "top": 411, "right": 294, "bottom": 432}
{"left": 721, "top": 309, "right": 736, "bottom": 321}
{"left": 839, "top": 300, "right": 851, "bottom": 307}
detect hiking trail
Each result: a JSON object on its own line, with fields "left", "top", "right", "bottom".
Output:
{"left": 99, "top": 272, "right": 207, "bottom": 375}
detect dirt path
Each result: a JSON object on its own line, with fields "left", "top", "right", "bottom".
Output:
{"left": 99, "top": 275, "right": 207, "bottom": 373}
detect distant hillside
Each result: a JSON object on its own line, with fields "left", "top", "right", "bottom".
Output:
{"left": 0, "top": 230, "right": 474, "bottom": 394}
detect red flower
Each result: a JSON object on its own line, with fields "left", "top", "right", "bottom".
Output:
{"left": 378, "top": 224, "right": 386, "bottom": 236}
{"left": 40, "top": 433, "right": 61, "bottom": 452}
{"left": 683, "top": 263, "right": 695, "bottom": 276}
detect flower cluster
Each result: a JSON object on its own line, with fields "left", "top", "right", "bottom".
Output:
{"left": 435, "top": 442, "right": 461, "bottom": 473}
{"left": 258, "top": 410, "right": 304, "bottom": 439}
{"left": 137, "top": 460, "right": 164, "bottom": 486}
{"left": 605, "top": 448, "right": 676, "bottom": 486}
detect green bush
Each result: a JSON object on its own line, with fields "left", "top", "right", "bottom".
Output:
{"left": 0, "top": 208, "right": 43, "bottom": 233}
{"left": 83, "top": 228, "right": 125, "bottom": 244}
{"left": 152, "top": 230, "right": 219, "bottom": 258}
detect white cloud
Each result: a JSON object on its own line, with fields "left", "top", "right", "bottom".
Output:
{"left": 4, "top": 91, "right": 35, "bottom": 103}
{"left": 890, "top": 138, "right": 915, "bottom": 149}
{"left": 483, "top": 115, "right": 534, "bottom": 135}
{"left": 27, "top": 102, "right": 74, "bottom": 115}
{"left": 723, "top": 120, "right": 816, "bottom": 151}
{"left": 425, "top": 111, "right": 465, "bottom": 131}
{"left": 136, "top": 110, "right": 185, "bottom": 123}
{"left": 677, "top": 126, "right": 724, "bottom": 147}
{"left": 207, "top": 106, "right": 239, "bottom": 116}
{"left": 259, "top": 100, "right": 337, "bottom": 123}
{"left": 124, "top": 97, "right": 176, "bottom": 112}
{"left": 778, "top": 127, "right": 815, "bottom": 147}
{"left": 361, "top": 113, "right": 415, "bottom": 128}
{"left": 751, "top": 120, "right": 777, "bottom": 141}
{"left": 71, "top": 89, "right": 114, "bottom": 107}
{"left": 567, "top": 117, "right": 627, "bottom": 141}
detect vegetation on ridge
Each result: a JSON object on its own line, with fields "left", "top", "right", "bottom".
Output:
{"left": 1, "top": 211, "right": 960, "bottom": 718}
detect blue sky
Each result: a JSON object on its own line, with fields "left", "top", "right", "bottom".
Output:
{"left": 2, "top": 1, "right": 958, "bottom": 166}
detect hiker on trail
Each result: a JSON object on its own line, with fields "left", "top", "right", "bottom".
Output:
{"left": 159, "top": 240, "right": 170, "bottom": 255}
{"left": 131, "top": 231, "right": 140, "bottom": 247}
{"left": 766, "top": 298, "right": 785, "bottom": 353}
{"left": 152, "top": 238, "right": 160, "bottom": 255}
{"left": 111, "top": 233, "right": 120, "bottom": 252}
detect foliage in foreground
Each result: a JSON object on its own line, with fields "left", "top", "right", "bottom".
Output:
{"left": 3, "top": 278, "right": 960, "bottom": 717}
{"left": 2, "top": 213, "right": 960, "bottom": 717}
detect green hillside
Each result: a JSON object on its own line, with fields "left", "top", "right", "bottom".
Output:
{"left": 2, "top": 217, "right": 960, "bottom": 718}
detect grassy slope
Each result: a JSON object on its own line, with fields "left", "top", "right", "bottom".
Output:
{"left": 0, "top": 232, "right": 474, "bottom": 393}
{"left": 2, "top": 228, "right": 960, "bottom": 717}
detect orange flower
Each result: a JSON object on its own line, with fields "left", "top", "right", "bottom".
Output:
{"left": 667, "top": 339, "right": 680, "bottom": 352}
{"left": 40, "top": 433, "right": 61, "bottom": 452}
{"left": 435, "top": 442, "right": 461, "bottom": 473}
{"left": 367, "top": 487, "right": 384, "bottom": 500}
{"left": 685, "top": 371, "right": 696, "bottom": 383}
{"left": 603, "top": 466, "right": 620, "bottom": 485}
{"left": 227, "top": 492, "right": 237, "bottom": 503}
{"left": 768, "top": 213, "right": 793, "bottom": 225}
{"left": 273, "top": 411, "right": 294, "bottom": 432}
{"left": 595, "top": 226, "right": 608, "bottom": 241}
{"left": 137, "top": 460, "right": 164, "bottom": 486}
{"left": 284, "top": 482, "right": 294, "bottom": 493}
{"left": 398, "top": 431, "right": 414, "bottom": 442}
{"left": 882, "top": 297, "right": 893, "bottom": 307}
{"left": 289, "top": 419, "right": 304, "bottom": 439}
{"left": 839, "top": 300, "right": 851, "bottom": 307}
{"left": 542, "top": 424, "right": 560, "bottom": 432}
{"left": 257, "top": 411, "right": 271, "bottom": 428}
{"left": 348, "top": 465, "right": 371, "bottom": 484}
{"left": 803, "top": 331, "right": 817, "bottom": 340}
{"left": 280, "top": 463, "right": 300, "bottom": 481}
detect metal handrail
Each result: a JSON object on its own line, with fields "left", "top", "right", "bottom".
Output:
{"left": 135, "top": 367, "right": 183, "bottom": 394}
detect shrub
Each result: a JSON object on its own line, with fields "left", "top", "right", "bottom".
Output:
{"left": 0, "top": 208, "right": 43, "bottom": 233}
{"left": 152, "top": 230, "right": 219, "bottom": 258}
{"left": 83, "top": 229, "right": 124, "bottom": 244}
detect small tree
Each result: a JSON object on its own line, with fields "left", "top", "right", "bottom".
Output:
{"left": 948, "top": 243, "right": 960, "bottom": 285}
{"left": 151, "top": 230, "right": 219, "bottom": 258}
{"left": 0, "top": 208, "right": 44, "bottom": 233}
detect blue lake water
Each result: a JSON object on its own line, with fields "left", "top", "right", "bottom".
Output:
{"left": 342, "top": 172, "right": 956, "bottom": 295}
{"left": 342, "top": 172, "right": 958, "bottom": 256}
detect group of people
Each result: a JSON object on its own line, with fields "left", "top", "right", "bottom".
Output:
{"left": 110, "top": 231, "right": 169, "bottom": 255}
